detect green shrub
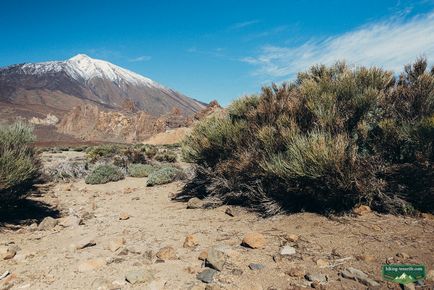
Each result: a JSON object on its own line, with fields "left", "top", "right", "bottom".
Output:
{"left": 146, "top": 166, "right": 185, "bottom": 186}
{"left": 86, "top": 144, "right": 147, "bottom": 165}
{"left": 154, "top": 150, "right": 177, "bottom": 162}
{"left": 86, "top": 144, "right": 124, "bottom": 162}
{"left": 0, "top": 122, "right": 41, "bottom": 204}
{"left": 143, "top": 145, "right": 158, "bottom": 158}
{"left": 85, "top": 164, "right": 125, "bottom": 184}
{"left": 128, "top": 163, "right": 157, "bottom": 177}
{"left": 182, "top": 59, "right": 434, "bottom": 215}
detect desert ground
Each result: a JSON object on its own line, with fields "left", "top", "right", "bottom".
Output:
{"left": 0, "top": 151, "right": 433, "bottom": 290}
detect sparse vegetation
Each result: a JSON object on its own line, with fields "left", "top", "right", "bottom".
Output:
{"left": 146, "top": 166, "right": 185, "bottom": 186}
{"left": 44, "top": 161, "right": 89, "bottom": 182}
{"left": 128, "top": 163, "right": 158, "bottom": 177}
{"left": 182, "top": 59, "right": 434, "bottom": 215}
{"left": 155, "top": 150, "right": 177, "bottom": 162}
{"left": 85, "top": 164, "right": 125, "bottom": 184}
{"left": 0, "top": 122, "right": 41, "bottom": 205}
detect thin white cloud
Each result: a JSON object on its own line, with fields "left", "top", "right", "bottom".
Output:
{"left": 242, "top": 12, "right": 434, "bottom": 78}
{"left": 129, "top": 55, "right": 151, "bottom": 62}
{"left": 229, "top": 20, "right": 260, "bottom": 30}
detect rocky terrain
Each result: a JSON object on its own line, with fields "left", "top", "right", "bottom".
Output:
{"left": 0, "top": 151, "right": 433, "bottom": 290}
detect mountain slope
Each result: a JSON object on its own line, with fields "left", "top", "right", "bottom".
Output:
{"left": 0, "top": 54, "right": 204, "bottom": 118}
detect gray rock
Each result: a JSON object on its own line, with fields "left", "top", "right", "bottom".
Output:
{"left": 340, "top": 267, "right": 380, "bottom": 287}
{"left": 305, "top": 273, "right": 327, "bottom": 283}
{"left": 187, "top": 198, "right": 204, "bottom": 209}
{"left": 38, "top": 216, "right": 58, "bottom": 230}
{"left": 125, "top": 269, "right": 154, "bottom": 285}
{"left": 249, "top": 263, "right": 265, "bottom": 270}
{"left": 72, "top": 237, "right": 96, "bottom": 250}
{"left": 197, "top": 268, "right": 217, "bottom": 283}
{"left": 280, "top": 245, "right": 296, "bottom": 256}
{"left": 206, "top": 247, "right": 226, "bottom": 271}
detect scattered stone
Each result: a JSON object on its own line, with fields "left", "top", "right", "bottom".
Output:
{"left": 187, "top": 198, "right": 204, "bottom": 209}
{"left": 280, "top": 245, "right": 296, "bottom": 256}
{"left": 72, "top": 237, "right": 96, "bottom": 250}
{"left": 231, "top": 269, "right": 243, "bottom": 276}
{"left": 125, "top": 269, "right": 154, "bottom": 285}
{"left": 0, "top": 247, "right": 16, "bottom": 260}
{"left": 305, "top": 273, "right": 327, "bottom": 283}
{"left": 80, "top": 211, "right": 95, "bottom": 221}
{"left": 197, "top": 268, "right": 217, "bottom": 283}
{"left": 156, "top": 246, "right": 176, "bottom": 261}
{"left": 198, "top": 250, "right": 208, "bottom": 261}
{"left": 143, "top": 250, "right": 154, "bottom": 262}
{"left": 340, "top": 267, "right": 379, "bottom": 287}
{"left": 117, "top": 247, "right": 129, "bottom": 256}
{"left": 426, "top": 269, "right": 434, "bottom": 281}
{"left": 315, "top": 258, "right": 329, "bottom": 268}
{"left": 356, "top": 254, "right": 376, "bottom": 262}
{"left": 0, "top": 271, "right": 10, "bottom": 281}
{"left": 249, "top": 263, "right": 265, "bottom": 270}
{"left": 183, "top": 235, "right": 198, "bottom": 248}
{"left": 38, "top": 217, "right": 58, "bottom": 230}
{"left": 13, "top": 251, "right": 35, "bottom": 263}
{"left": 396, "top": 252, "right": 410, "bottom": 259}
{"left": 28, "top": 223, "right": 38, "bottom": 231}
{"left": 241, "top": 232, "right": 265, "bottom": 249}
{"left": 285, "top": 234, "right": 299, "bottom": 243}
{"left": 109, "top": 238, "right": 125, "bottom": 252}
{"left": 77, "top": 258, "right": 105, "bottom": 272}
{"left": 224, "top": 207, "right": 238, "bottom": 217}
{"left": 352, "top": 205, "right": 371, "bottom": 216}
{"left": 206, "top": 247, "right": 226, "bottom": 271}
{"left": 59, "top": 216, "right": 82, "bottom": 228}
{"left": 119, "top": 212, "right": 130, "bottom": 220}
{"left": 286, "top": 267, "right": 305, "bottom": 278}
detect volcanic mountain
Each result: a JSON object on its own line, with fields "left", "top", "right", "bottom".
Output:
{"left": 0, "top": 54, "right": 204, "bottom": 118}
{"left": 0, "top": 54, "right": 206, "bottom": 144}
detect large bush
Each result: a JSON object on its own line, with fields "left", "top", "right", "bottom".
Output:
{"left": 85, "top": 164, "right": 125, "bottom": 184}
{"left": 182, "top": 59, "right": 434, "bottom": 215}
{"left": 146, "top": 166, "right": 185, "bottom": 186}
{"left": 128, "top": 163, "right": 157, "bottom": 177}
{"left": 0, "top": 122, "right": 41, "bottom": 204}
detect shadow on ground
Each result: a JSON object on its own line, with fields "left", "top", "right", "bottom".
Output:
{"left": 0, "top": 198, "right": 60, "bottom": 228}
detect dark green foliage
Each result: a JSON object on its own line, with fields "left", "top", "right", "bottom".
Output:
{"left": 182, "top": 59, "right": 434, "bottom": 215}
{"left": 0, "top": 122, "right": 41, "bottom": 204}
{"left": 128, "top": 163, "right": 158, "bottom": 177}
{"left": 154, "top": 150, "right": 177, "bottom": 162}
{"left": 85, "top": 164, "right": 125, "bottom": 184}
{"left": 146, "top": 166, "right": 185, "bottom": 186}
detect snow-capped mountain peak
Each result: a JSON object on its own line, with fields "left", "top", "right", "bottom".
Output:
{"left": 65, "top": 54, "right": 161, "bottom": 88}
{"left": 13, "top": 54, "right": 162, "bottom": 89}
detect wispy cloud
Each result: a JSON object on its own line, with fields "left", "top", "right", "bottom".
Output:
{"left": 129, "top": 55, "right": 151, "bottom": 62}
{"left": 229, "top": 19, "right": 260, "bottom": 30}
{"left": 242, "top": 12, "right": 434, "bottom": 78}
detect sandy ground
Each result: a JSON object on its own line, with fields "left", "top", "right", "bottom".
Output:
{"left": 0, "top": 152, "right": 433, "bottom": 290}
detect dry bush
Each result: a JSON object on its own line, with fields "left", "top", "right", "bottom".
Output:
{"left": 182, "top": 59, "right": 434, "bottom": 215}
{"left": 0, "top": 122, "right": 41, "bottom": 205}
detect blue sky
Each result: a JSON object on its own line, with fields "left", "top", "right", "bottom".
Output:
{"left": 1, "top": 0, "right": 434, "bottom": 105}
